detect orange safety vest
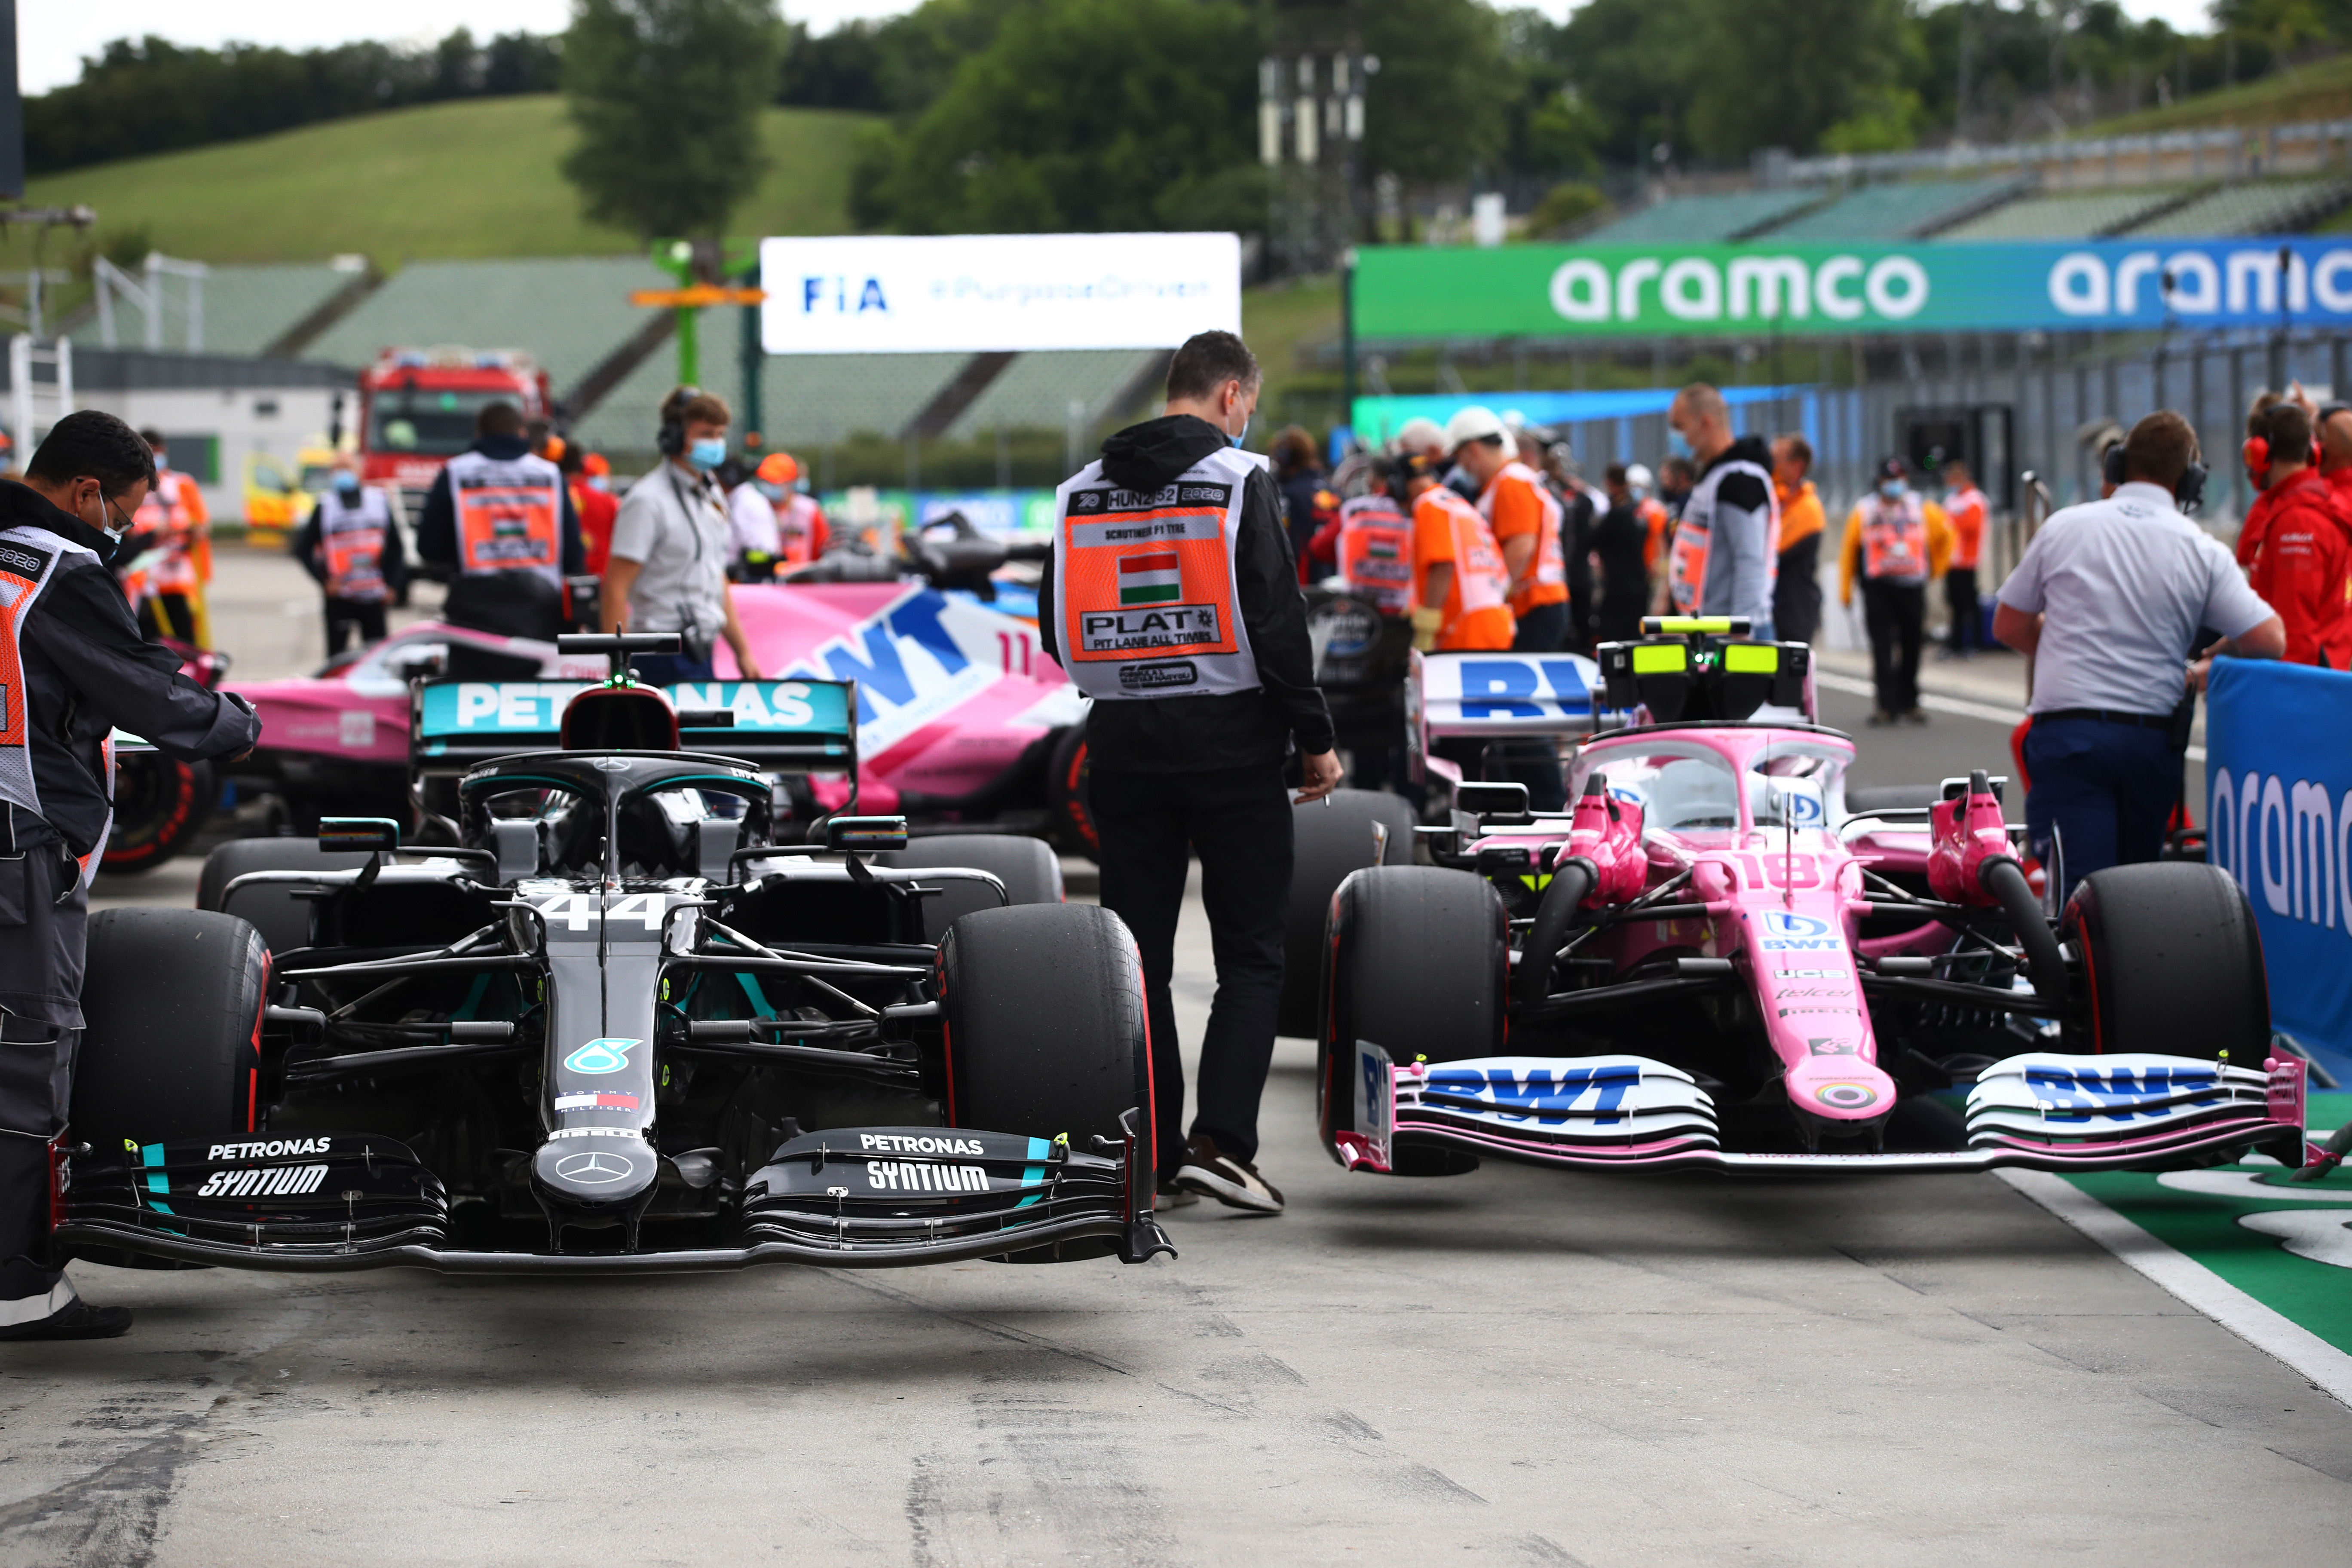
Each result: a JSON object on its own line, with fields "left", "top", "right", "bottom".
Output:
{"left": 1638, "top": 497, "right": 1670, "bottom": 573}
{"left": 318, "top": 487, "right": 392, "bottom": 603}
{"left": 1053, "top": 447, "right": 1263, "bottom": 699}
{"left": 446, "top": 449, "right": 564, "bottom": 586}
{"left": 1944, "top": 485, "right": 1987, "bottom": 570}
{"left": 0, "top": 527, "right": 113, "bottom": 885}
{"left": 1859, "top": 492, "right": 1931, "bottom": 581}
{"left": 1335, "top": 494, "right": 1414, "bottom": 613}
{"left": 1479, "top": 460, "right": 1568, "bottom": 614}
{"left": 1414, "top": 486, "right": 1514, "bottom": 650}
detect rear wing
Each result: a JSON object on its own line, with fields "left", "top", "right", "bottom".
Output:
{"left": 410, "top": 678, "right": 857, "bottom": 775}
{"left": 1411, "top": 650, "right": 1603, "bottom": 740}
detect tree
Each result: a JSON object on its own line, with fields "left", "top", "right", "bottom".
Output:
{"left": 1360, "top": 0, "right": 1511, "bottom": 186}
{"left": 1686, "top": 0, "right": 1912, "bottom": 159}
{"left": 561, "top": 0, "right": 784, "bottom": 240}
{"left": 849, "top": 0, "right": 1259, "bottom": 234}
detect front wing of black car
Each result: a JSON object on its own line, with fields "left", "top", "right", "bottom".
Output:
{"left": 55, "top": 1118, "right": 1174, "bottom": 1274}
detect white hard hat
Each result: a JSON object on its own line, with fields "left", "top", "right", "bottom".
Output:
{"left": 1444, "top": 404, "right": 1509, "bottom": 451}
{"left": 1392, "top": 417, "right": 1447, "bottom": 456}
{"left": 1625, "top": 463, "right": 1655, "bottom": 491}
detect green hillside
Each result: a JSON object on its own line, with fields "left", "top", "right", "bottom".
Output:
{"left": 2095, "top": 53, "right": 2352, "bottom": 137}
{"left": 9, "top": 94, "right": 872, "bottom": 273}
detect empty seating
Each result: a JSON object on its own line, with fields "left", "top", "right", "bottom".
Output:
{"left": 303, "top": 256, "right": 671, "bottom": 392}
{"left": 1938, "top": 187, "right": 2201, "bottom": 240}
{"left": 2121, "top": 176, "right": 2352, "bottom": 236}
{"left": 1580, "top": 190, "right": 1825, "bottom": 245}
{"left": 1758, "top": 178, "right": 2024, "bottom": 240}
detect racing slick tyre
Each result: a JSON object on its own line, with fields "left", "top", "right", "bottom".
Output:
{"left": 2061, "top": 862, "right": 2269, "bottom": 1062}
{"left": 197, "top": 839, "right": 371, "bottom": 954}
{"left": 68, "top": 909, "right": 270, "bottom": 1267}
{"left": 1278, "top": 788, "right": 1418, "bottom": 1038}
{"left": 1046, "top": 724, "right": 1096, "bottom": 859}
{"left": 940, "top": 903, "right": 1151, "bottom": 1261}
{"left": 102, "top": 755, "right": 216, "bottom": 874}
{"left": 1323, "top": 867, "right": 1504, "bottom": 1177}
{"left": 880, "top": 834, "right": 1064, "bottom": 941}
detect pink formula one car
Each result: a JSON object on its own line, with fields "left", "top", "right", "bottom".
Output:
{"left": 224, "top": 581, "right": 1084, "bottom": 841}
{"left": 1317, "top": 618, "right": 2310, "bottom": 1179}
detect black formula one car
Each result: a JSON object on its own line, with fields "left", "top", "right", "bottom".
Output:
{"left": 52, "top": 634, "right": 1170, "bottom": 1274}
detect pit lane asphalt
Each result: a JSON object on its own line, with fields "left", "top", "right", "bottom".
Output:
{"left": 3, "top": 552, "right": 2344, "bottom": 1566}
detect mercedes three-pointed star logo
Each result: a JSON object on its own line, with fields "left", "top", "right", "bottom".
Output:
{"left": 554, "top": 1150, "right": 638, "bottom": 1185}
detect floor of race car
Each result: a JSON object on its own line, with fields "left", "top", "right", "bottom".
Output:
{"left": 0, "top": 555, "right": 2343, "bottom": 1565}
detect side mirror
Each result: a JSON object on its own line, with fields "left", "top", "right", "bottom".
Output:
{"left": 1454, "top": 781, "right": 1531, "bottom": 822}
{"left": 320, "top": 817, "right": 400, "bottom": 853}
{"left": 824, "top": 815, "right": 910, "bottom": 853}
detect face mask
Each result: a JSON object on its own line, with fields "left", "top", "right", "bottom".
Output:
{"left": 1666, "top": 429, "right": 1692, "bottom": 459}
{"left": 333, "top": 472, "right": 361, "bottom": 495}
{"left": 1228, "top": 413, "right": 1252, "bottom": 450}
{"left": 754, "top": 481, "right": 785, "bottom": 502}
{"left": 688, "top": 437, "right": 726, "bottom": 471}
{"left": 1879, "top": 481, "right": 1905, "bottom": 500}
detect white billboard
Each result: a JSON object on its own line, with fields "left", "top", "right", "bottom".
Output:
{"left": 760, "top": 232, "right": 1242, "bottom": 355}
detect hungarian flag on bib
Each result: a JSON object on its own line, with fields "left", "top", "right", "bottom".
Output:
{"left": 1118, "top": 551, "right": 1182, "bottom": 606}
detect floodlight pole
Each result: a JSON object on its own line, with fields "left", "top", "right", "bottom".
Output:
{"left": 1340, "top": 248, "right": 1357, "bottom": 429}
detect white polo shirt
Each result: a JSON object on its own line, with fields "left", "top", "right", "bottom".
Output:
{"left": 611, "top": 462, "right": 733, "bottom": 648}
{"left": 1997, "top": 481, "right": 2274, "bottom": 717}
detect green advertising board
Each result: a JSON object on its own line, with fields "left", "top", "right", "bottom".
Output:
{"left": 1353, "top": 237, "right": 2352, "bottom": 340}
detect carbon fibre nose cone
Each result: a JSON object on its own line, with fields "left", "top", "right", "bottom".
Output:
{"left": 531, "top": 1132, "right": 661, "bottom": 1247}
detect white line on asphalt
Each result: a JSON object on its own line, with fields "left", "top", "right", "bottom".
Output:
{"left": 1812, "top": 671, "right": 2207, "bottom": 763}
{"left": 1998, "top": 1168, "right": 2352, "bottom": 1409}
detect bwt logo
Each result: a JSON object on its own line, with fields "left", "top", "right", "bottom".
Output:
{"left": 800, "top": 276, "right": 890, "bottom": 314}
{"left": 2208, "top": 768, "right": 2352, "bottom": 930}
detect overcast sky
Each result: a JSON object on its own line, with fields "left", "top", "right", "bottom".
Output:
{"left": 19, "top": 0, "right": 2220, "bottom": 96}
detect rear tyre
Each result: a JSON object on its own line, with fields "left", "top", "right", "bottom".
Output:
{"left": 103, "top": 756, "right": 216, "bottom": 874}
{"left": 2062, "top": 862, "right": 2269, "bottom": 1062}
{"left": 197, "top": 839, "right": 369, "bottom": 953}
{"left": 1321, "top": 866, "right": 1506, "bottom": 1176}
{"left": 880, "top": 834, "right": 1064, "bottom": 941}
{"left": 1279, "top": 788, "right": 1417, "bottom": 1038}
{"left": 941, "top": 903, "right": 1151, "bottom": 1259}
{"left": 72, "top": 908, "right": 269, "bottom": 1161}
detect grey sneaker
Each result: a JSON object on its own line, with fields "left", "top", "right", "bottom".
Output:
{"left": 1174, "top": 1134, "right": 1284, "bottom": 1214}
{"left": 1153, "top": 1184, "right": 1199, "bottom": 1212}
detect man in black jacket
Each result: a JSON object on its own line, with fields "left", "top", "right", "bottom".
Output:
{"left": 0, "top": 413, "right": 261, "bottom": 1341}
{"left": 1040, "top": 331, "right": 1340, "bottom": 1216}
{"left": 416, "top": 402, "right": 584, "bottom": 642}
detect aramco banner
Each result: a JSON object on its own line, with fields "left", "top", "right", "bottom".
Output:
{"left": 2205, "top": 657, "right": 2352, "bottom": 1082}
{"left": 1354, "top": 237, "right": 2352, "bottom": 340}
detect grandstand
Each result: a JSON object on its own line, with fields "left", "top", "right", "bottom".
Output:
{"left": 1580, "top": 189, "right": 1824, "bottom": 244}
{"left": 570, "top": 349, "right": 977, "bottom": 458}
{"left": 2121, "top": 175, "right": 2352, "bottom": 236}
{"left": 1758, "top": 176, "right": 2024, "bottom": 239}
{"left": 942, "top": 350, "right": 1163, "bottom": 443}
{"left": 1936, "top": 185, "right": 2200, "bottom": 240}
{"left": 302, "top": 255, "right": 671, "bottom": 397}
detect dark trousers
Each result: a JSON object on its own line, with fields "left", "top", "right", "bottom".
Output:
{"left": 1861, "top": 577, "right": 1926, "bottom": 716}
{"left": 1090, "top": 766, "right": 1292, "bottom": 1171}
{"left": 0, "top": 845, "right": 89, "bottom": 1316}
{"left": 1774, "top": 534, "right": 1823, "bottom": 647}
{"left": 630, "top": 652, "right": 718, "bottom": 686}
{"left": 1945, "top": 565, "right": 1982, "bottom": 652}
{"left": 2024, "top": 716, "right": 2179, "bottom": 905}
{"left": 325, "top": 597, "right": 388, "bottom": 658}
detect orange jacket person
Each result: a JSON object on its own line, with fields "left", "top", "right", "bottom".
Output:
{"left": 1940, "top": 457, "right": 1990, "bottom": 655}
{"left": 1448, "top": 405, "right": 1569, "bottom": 650}
{"left": 127, "top": 427, "right": 212, "bottom": 645}
{"left": 1770, "top": 435, "right": 1826, "bottom": 646}
{"left": 1403, "top": 452, "right": 1513, "bottom": 652}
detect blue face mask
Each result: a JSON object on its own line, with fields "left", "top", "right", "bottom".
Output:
{"left": 1229, "top": 415, "right": 1252, "bottom": 449}
{"left": 1879, "top": 480, "right": 1906, "bottom": 500}
{"left": 688, "top": 437, "right": 727, "bottom": 471}
{"left": 1666, "top": 429, "right": 1693, "bottom": 459}
{"left": 333, "top": 471, "right": 361, "bottom": 495}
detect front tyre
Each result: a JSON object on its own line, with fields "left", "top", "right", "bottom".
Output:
{"left": 940, "top": 903, "right": 1151, "bottom": 1259}
{"left": 1320, "top": 866, "right": 1506, "bottom": 1175}
{"left": 102, "top": 755, "right": 215, "bottom": 874}
{"left": 1279, "top": 788, "right": 1417, "bottom": 1038}
{"left": 2062, "top": 862, "right": 2269, "bottom": 1061}
{"left": 880, "top": 833, "right": 1063, "bottom": 941}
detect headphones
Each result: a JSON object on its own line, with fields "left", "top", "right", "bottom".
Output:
{"left": 2104, "top": 439, "right": 2209, "bottom": 513}
{"left": 657, "top": 386, "right": 703, "bottom": 458}
{"left": 2239, "top": 404, "right": 2325, "bottom": 482}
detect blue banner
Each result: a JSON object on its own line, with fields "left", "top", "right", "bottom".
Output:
{"left": 2205, "top": 658, "right": 2352, "bottom": 1082}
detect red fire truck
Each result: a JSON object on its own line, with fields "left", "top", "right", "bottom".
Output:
{"left": 358, "top": 347, "right": 551, "bottom": 516}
